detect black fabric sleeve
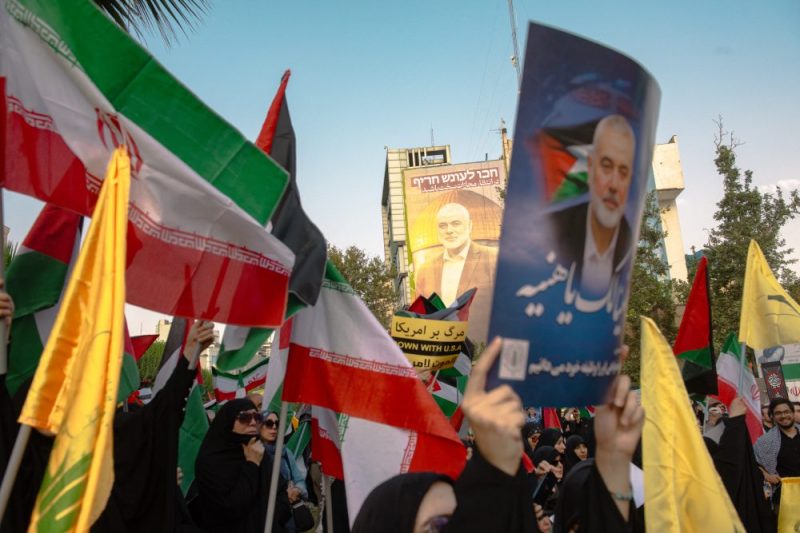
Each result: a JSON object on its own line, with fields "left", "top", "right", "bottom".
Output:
{"left": 445, "top": 447, "right": 535, "bottom": 533}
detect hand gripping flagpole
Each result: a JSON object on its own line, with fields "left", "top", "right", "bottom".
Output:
{"left": 0, "top": 188, "right": 34, "bottom": 523}
{"left": 264, "top": 401, "right": 290, "bottom": 533}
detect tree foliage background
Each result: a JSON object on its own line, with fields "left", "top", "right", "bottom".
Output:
{"left": 701, "top": 120, "right": 800, "bottom": 350}
{"left": 328, "top": 245, "right": 398, "bottom": 327}
{"left": 622, "top": 191, "right": 678, "bottom": 383}
{"left": 137, "top": 340, "right": 165, "bottom": 384}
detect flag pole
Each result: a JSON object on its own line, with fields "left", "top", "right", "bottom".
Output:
{"left": 738, "top": 342, "right": 747, "bottom": 394}
{"left": 324, "top": 474, "right": 334, "bottom": 533}
{"left": 0, "top": 188, "right": 8, "bottom": 375}
{"left": 0, "top": 424, "right": 31, "bottom": 521}
{"left": 264, "top": 401, "right": 289, "bottom": 533}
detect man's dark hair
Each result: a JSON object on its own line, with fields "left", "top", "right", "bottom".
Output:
{"left": 793, "top": 401, "right": 800, "bottom": 408}
{"left": 768, "top": 398, "right": 793, "bottom": 417}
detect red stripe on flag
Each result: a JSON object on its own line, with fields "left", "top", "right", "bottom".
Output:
{"left": 21, "top": 205, "right": 82, "bottom": 264}
{"left": 126, "top": 223, "right": 289, "bottom": 327}
{"left": 131, "top": 334, "right": 159, "bottom": 361}
{"left": 214, "top": 388, "right": 238, "bottom": 402}
{"left": 311, "top": 417, "right": 344, "bottom": 480}
{"left": 716, "top": 378, "right": 764, "bottom": 444}
{"left": 3, "top": 101, "right": 97, "bottom": 215}
{"left": 543, "top": 408, "right": 562, "bottom": 430}
{"left": 255, "top": 70, "right": 291, "bottom": 154}
{"left": 284, "top": 343, "right": 463, "bottom": 444}
{"left": 407, "top": 431, "right": 465, "bottom": 479}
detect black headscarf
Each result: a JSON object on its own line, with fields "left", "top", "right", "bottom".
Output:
{"left": 535, "top": 428, "right": 563, "bottom": 452}
{"left": 522, "top": 422, "right": 542, "bottom": 461}
{"left": 532, "top": 446, "right": 561, "bottom": 468}
{"left": 351, "top": 472, "right": 453, "bottom": 533}
{"left": 563, "top": 435, "right": 586, "bottom": 477}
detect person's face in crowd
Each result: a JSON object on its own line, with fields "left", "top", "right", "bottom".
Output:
{"left": 554, "top": 436, "right": 566, "bottom": 455}
{"left": 587, "top": 119, "right": 635, "bottom": 230}
{"left": 574, "top": 443, "right": 589, "bottom": 461}
{"left": 413, "top": 481, "right": 456, "bottom": 533}
{"left": 527, "top": 430, "right": 541, "bottom": 450}
{"left": 534, "top": 503, "right": 551, "bottom": 533}
{"left": 551, "top": 454, "right": 564, "bottom": 480}
{"left": 707, "top": 401, "right": 725, "bottom": 425}
{"left": 794, "top": 403, "right": 800, "bottom": 424}
{"left": 527, "top": 407, "right": 536, "bottom": 418}
{"left": 772, "top": 403, "right": 795, "bottom": 430}
{"left": 436, "top": 204, "right": 472, "bottom": 255}
{"left": 259, "top": 413, "right": 280, "bottom": 443}
{"left": 232, "top": 409, "right": 262, "bottom": 436}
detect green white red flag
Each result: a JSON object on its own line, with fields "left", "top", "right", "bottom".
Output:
{"left": 212, "top": 358, "right": 268, "bottom": 403}
{"left": 282, "top": 262, "right": 466, "bottom": 523}
{"left": 673, "top": 256, "right": 718, "bottom": 396}
{"left": 714, "top": 333, "right": 763, "bottom": 444}
{"left": 1, "top": 0, "right": 294, "bottom": 327}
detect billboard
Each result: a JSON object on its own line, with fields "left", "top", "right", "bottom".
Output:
{"left": 404, "top": 160, "right": 505, "bottom": 343}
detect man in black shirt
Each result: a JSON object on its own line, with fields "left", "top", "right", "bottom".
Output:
{"left": 755, "top": 398, "right": 800, "bottom": 487}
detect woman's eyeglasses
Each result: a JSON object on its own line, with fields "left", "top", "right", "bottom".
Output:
{"left": 421, "top": 515, "right": 450, "bottom": 533}
{"left": 262, "top": 419, "right": 280, "bottom": 429}
{"left": 236, "top": 412, "right": 264, "bottom": 424}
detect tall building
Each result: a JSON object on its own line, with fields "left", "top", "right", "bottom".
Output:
{"left": 651, "top": 135, "right": 689, "bottom": 283}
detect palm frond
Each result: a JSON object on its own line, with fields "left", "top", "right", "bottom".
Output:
{"left": 93, "top": 0, "right": 209, "bottom": 45}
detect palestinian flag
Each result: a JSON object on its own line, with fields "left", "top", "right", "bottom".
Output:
{"left": 1, "top": 0, "right": 294, "bottom": 327}
{"left": 673, "top": 256, "right": 717, "bottom": 396}
{"left": 283, "top": 262, "right": 466, "bottom": 523}
{"left": 212, "top": 358, "right": 269, "bottom": 403}
{"left": 5, "top": 203, "right": 81, "bottom": 396}
{"left": 217, "top": 70, "right": 326, "bottom": 371}
{"left": 714, "top": 333, "right": 763, "bottom": 444}
{"left": 533, "top": 125, "right": 593, "bottom": 204}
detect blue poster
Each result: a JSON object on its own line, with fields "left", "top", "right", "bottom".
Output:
{"left": 487, "top": 23, "right": 661, "bottom": 407}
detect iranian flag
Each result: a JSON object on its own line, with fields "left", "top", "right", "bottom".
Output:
{"left": 673, "top": 256, "right": 718, "bottom": 396}
{"left": 5, "top": 203, "right": 81, "bottom": 396}
{"left": 714, "top": 333, "right": 763, "bottom": 444}
{"left": 212, "top": 358, "right": 268, "bottom": 403}
{"left": 1, "top": 0, "right": 294, "bottom": 327}
{"left": 283, "top": 262, "right": 466, "bottom": 523}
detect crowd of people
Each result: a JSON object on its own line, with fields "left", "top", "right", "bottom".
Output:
{"left": 1, "top": 281, "right": 798, "bottom": 532}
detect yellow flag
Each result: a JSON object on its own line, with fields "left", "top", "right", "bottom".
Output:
{"left": 779, "top": 477, "right": 800, "bottom": 532}
{"left": 739, "top": 239, "right": 800, "bottom": 351}
{"left": 640, "top": 317, "right": 744, "bottom": 532}
{"left": 19, "top": 148, "right": 130, "bottom": 532}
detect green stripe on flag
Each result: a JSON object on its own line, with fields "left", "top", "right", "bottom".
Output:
{"left": 116, "top": 352, "right": 141, "bottom": 404}
{"left": 7, "top": 314, "right": 44, "bottom": 396}
{"left": 783, "top": 363, "right": 800, "bottom": 381}
{"left": 677, "top": 346, "right": 712, "bottom": 369}
{"left": 6, "top": 250, "right": 68, "bottom": 317}
{"left": 178, "top": 386, "right": 209, "bottom": 495}
{"left": 13, "top": 0, "right": 288, "bottom": 225}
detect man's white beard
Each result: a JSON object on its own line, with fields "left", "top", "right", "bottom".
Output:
{"left": 590, "top": 192, "right": 624, "bottom": 229}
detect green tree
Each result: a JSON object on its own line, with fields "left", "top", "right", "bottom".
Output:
{"left": 328, "top": 245, "right": 398, "bottom": 327}
{"left": 622, "top": 191, "right": 678, "bottom": 383}
{"left": 137, "top": 340, "right": 165, "bottom": 384}
{"left": 93, "top": 0, "right": 207, "bottom": 43}
{"left": 703, "top": 120, "right": 800, "bottom": 349}
{"left": 4, "top": 240, "right": 17, "bottom": 269}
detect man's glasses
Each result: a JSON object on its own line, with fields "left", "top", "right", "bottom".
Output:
{"left": 262, "top": 419, "right": 280, "bottom": 429}
{"left": 421, "top": 515, "right": 450, "bottom": 533}
{"left": 236, "top": 412, "right": 263, "bottom": 424}
{"left": 773, "top": 409, "right": 793, "bottom": 417}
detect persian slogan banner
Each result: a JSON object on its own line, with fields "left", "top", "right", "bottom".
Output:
{"left": 390, "top": 315, "right": 466, "bottom": 371}
{"left": 404, "top": 160, "right": 505, "bottom": 342}
{"left": 761, "top": 362, "right": 789, "bottom": 401}
{"left": 487, "top": 23, "right": 661, "bottom": 406}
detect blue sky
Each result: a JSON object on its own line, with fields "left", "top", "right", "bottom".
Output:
{"left": 6, "top": 0, "right": 800, "bottom": 333}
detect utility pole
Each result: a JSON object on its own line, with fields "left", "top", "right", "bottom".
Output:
{"left": 507, "top": 0, "right": 522, "bottom": 91}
